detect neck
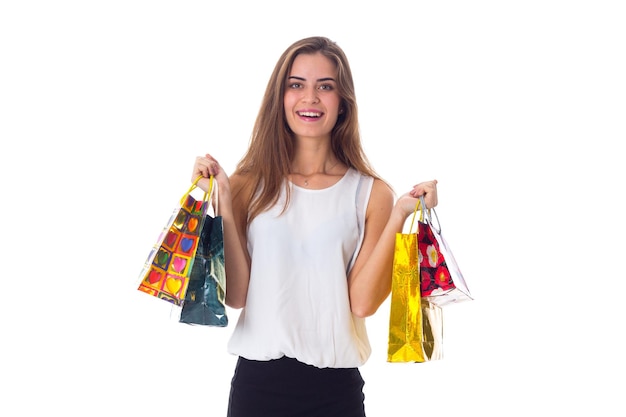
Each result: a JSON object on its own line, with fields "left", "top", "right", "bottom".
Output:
{"left": 291, "top": 156, "right": 341, "bottom": 176}
{"left": 291, "top": 140, "right": 338, "bottom": 176}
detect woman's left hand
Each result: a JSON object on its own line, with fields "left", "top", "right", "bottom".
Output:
{"left": 396, "top": 180, "right": 438, "bottom": 217}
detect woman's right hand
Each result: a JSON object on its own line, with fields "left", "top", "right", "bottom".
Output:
{"left": 192, "top": 154, "right": 234, "bottom": 218}
{"left": 192, "top": 153, "right": 230, "bottom": 194}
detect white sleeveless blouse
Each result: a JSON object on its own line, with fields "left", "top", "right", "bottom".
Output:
{"left": 227, "top": 168, "right": 374, "bottom": 368}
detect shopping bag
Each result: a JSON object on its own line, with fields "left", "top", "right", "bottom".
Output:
{"left": 387, "top": 201, "right": 444, "bottom": 363}
{"left": 137, "top": 176, "right": 211, "bottom": 305}
{"left": 179, "top": 180, "right": 228, "bottom": 327}
{"left": 417, "top": 196, "right": 473, "bottom": 307}
{"left": 420, "top": 298, "right": 444, "bottom": 361}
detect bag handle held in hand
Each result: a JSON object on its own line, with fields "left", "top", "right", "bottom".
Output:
{"left": 408, "top": 195, "right": 443, "bottom": 235}
{"left": 181, "top": 175, "right": 214, "bottom": 207}
{"left": 415, "top": 195, "right": 442, "bottom": 235}
{"left": 408, "top": 197, "right": 426, "bottom": 234}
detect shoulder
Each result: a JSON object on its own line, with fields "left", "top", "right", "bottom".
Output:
{"left": 371, "top": 177, "right": 394, "bottom": 202}
{"left": 350, "top": 169, "right": 394, "bottom": 212}
{"left": 366, "top": 177, "right": 394, "bottom": 215}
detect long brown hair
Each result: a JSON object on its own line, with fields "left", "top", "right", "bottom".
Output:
{"left": 234, "top": 36, "right": 381, "bottom": 222}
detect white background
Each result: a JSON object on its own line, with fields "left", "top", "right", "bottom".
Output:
{"left": 2, "top": 1, "right": 625, "bottom": 416}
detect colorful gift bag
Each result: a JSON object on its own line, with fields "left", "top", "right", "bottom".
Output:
{"left": 179, "top": 181, "right": 228, "bottom": 327}
{"left": 416, "top": 196, "right": 473, "bottom": 307}
{"left": 387, "top": 201, "right": 444, "bottom": 363}
{"left": 137, "top": 176, "right": 211, "bottom": 305}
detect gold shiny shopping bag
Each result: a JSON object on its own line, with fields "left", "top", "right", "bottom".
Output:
{"left": 387, "top": 202, "right": 443, "bottom": 363}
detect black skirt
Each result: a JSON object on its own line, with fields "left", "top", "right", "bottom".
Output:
{"left": 227, "top": 356, "right": 366, "bottom": 417}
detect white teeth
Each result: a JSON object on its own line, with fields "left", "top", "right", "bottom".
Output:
{"left": 298, "top": 111, "right": 321, "bottom": 117}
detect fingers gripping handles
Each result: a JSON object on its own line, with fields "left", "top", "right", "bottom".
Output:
{"left": 408, "top": 196, "right": 441, "bottom": 235}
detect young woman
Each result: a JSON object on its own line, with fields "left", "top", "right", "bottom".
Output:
{"left": 191, "top": 36, "right": 438, "bottom": 417}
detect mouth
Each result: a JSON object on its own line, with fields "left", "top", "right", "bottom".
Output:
{"left": 296, "top": 110, "right": 323, "bottom": 119}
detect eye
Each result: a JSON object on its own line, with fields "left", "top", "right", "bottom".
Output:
{"left": 319, "top": 84, "right": 334, "bottom": 91}
{"left": 288, "top": 82, "right": 303, "bottom": 89}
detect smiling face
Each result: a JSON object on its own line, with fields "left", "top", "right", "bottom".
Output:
{"left": 283, "top": 52, "right": 342, "bottom": 142}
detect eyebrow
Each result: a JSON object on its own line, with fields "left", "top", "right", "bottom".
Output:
{"left": 288, "top": 76, "right": 337, "bottom": 82}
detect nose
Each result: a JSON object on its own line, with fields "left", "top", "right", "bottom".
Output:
{"left": 302, "top": 86, "right": 319, "bottom": 104}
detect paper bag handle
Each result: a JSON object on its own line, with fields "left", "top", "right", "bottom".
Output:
{"left": 181, "top": 175, "right": 213, "bottom": 206}
{"left": 411, "top": 195, "right": 442, "bottom": 235}
{"left": 408, "top": 197, "right": 426, "bottom": 234}
{"left": 407, "top": 195, "right": 443, "bottom": 234}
